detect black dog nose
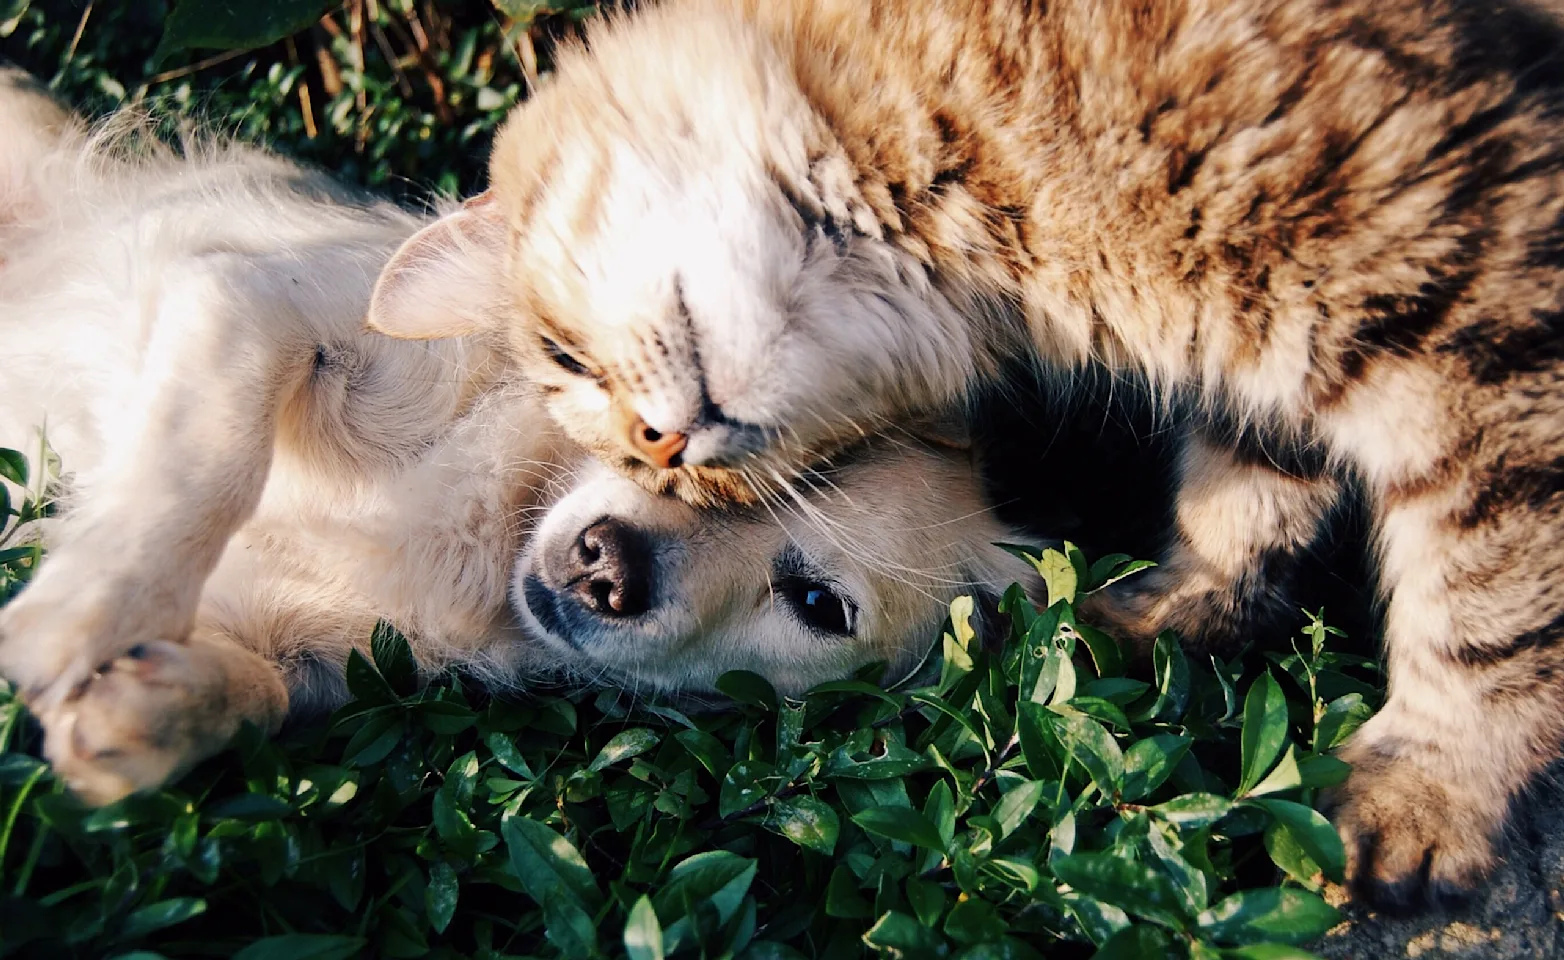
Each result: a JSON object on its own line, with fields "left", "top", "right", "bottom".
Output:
{"left": 562, "top": 517, "right": 653, "bottom": 618}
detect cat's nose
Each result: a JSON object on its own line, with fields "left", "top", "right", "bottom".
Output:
{"left": 627, "top": 417, "right": 688, "bottom": 469}
{"left": 562, "top": 517, "right": 652, "bottom": 618}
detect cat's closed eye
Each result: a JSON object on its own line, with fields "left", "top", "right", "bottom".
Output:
{"left": 541, "top": 336, "right": 595, "bottom": 379}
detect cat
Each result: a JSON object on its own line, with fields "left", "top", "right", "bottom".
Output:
{"left": 0, "top": 69, "right": 1037, "bottom": 804}
{"left": 367, "top": 0, "right": 1564, "bottom": 904}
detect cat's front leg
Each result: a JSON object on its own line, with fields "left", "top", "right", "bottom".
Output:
{"left": 1078, "top": 428, "right": 1340, "bottom": 654}
{"left": 1327, "top": 473, "right": 1564, "bottom": 904}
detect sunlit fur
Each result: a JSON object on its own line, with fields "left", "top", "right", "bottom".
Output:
{"left": 0, "top": 73, "right": 1039, "bottom": 804}
{"left": 375, "top": 0, "right": 1564, "bottom": 903}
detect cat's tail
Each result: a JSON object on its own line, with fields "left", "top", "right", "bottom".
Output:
{"left": 0, "top": 66, "right": 81, "bottom": 230}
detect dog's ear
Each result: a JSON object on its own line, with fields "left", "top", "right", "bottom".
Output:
{"left": 368, "top": 192, "right": 508, "bottom": 340}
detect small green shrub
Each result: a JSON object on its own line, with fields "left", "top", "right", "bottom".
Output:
{"left": 0, "top": 445, "right": 1381, "bottom": 959}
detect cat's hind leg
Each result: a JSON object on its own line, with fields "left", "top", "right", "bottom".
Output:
{"left": 1079, "top": 425, "right": 1341, "bottom": 654}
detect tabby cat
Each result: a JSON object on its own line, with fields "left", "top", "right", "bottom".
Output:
{"left": 368, "top": 0, "right": 1564, "bottom": 904}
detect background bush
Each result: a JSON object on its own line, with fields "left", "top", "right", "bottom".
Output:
{"left": 0, "top": 4, "right": 1382, "bottom": 958}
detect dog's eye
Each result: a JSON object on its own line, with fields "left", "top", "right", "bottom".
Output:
{"left": 541, "top": 337, "right": 593, "bottom": 378}
{"left": 781, "top": 577, "right": 855, "bottom": 636}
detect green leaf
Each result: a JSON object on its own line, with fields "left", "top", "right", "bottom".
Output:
{"left": 766, "top": 796, "right": 839, "bottom": 854}
{"left": 1086, "top": 555, "right": 1157, "bottom": 593}
{"left": 1050, "top": 712, "right": 1124, "bottom": 795}
{"left": 1295, "top": 754, "right": 1350, "bottom": 790}
{"left": 826, "top": 865, "right": 874, "bottom": 919}
{"left": 1248, "top": 799, "right": 1346, "bottom": 883}
{"left": 1313, "top": 694, "right": 1373, "bottom": 752}
{"left": 1016, "top": 701, "right": 1064, "bottom": 781}
{"left": 655, "top": 851, "right": 758, "bottom": 950}
{"left": 370, "top": 621, "right": 418, "bottom": 696}
{"left": 1090, "top": 925, "right": 1178, "bottom": 959}
{"left": 1121, "top": 735, "right": 1191, "bottom": 803}
{"left": 1030, "top": 548, "right": 1079, "bottom": 607}
{"left": 1133, "top": 634, "right": 1191, "bottom": 723}
{"left": 203, "top": 793, "right": 292, "bottom": 822}
{"left": 993, "top": 779, "right": 1047, "bottom": 838}
{"left": 425, "top": 861, "right": 459, "bottom": 934}
{"left": 1150, "top": 794, "right": 1234, "bottom": 830}
{"left": 1218, "top": 945, "right": 1326, "bottom": 959}
{"left": 625, "top": 895, "right": 665, "bottom": 960}
{"left": 118, "top": 898, "right": 206, "bottom": 939}
{"left": 863, "top": 911, "right": 946, "bottom": 956}
{"left": 1245, "top": 744, "right": 1303, "bottom": 798}
{"left": 905, "top": 877, "right": 946, "bottom": 928}
{"left": 485, "top": 732, "right": 536, "bottom": 779}
{"left": 0, "top": 448, "right": 26, "bottom": 486}
{"left": 343, "top": 649, "right": 397, "bottom": 705}
{"left": 943, "top": 896, "right": 1007, "bottom": 945}
{"left": 1052, "top": 852, "right": 1190, "bottom": 929}
{"left": 589, "top": 727, "right": 661, "bottom": 772}
{"left": 716, "top": 671, "right": 778, "bottom": 711}
{"left": 720, "top": 760, "right": 777, "bottom": 818}
{"left": 1195, "top": 888, "right": 1341, "bottom": 945}
{"left": 232, "top": 935, "right": 366, "bottom": 960}
{"left": 808, "top": 679, "right": 907, "bottom": 709}
{"left": 852, "top": 806, "right": 947, "bottom": 852}
{"left": 1238, "top": 672, "right": 1289, "bottom": 795}
{"left": 502, "top": 816, "right": 603, "bottom": 911}
{"left": 1018, "top": 605, "right": 1064, "bottom": 704}
{"left": 1264, "top": 821, "right": 1323, "bottom": 890}
{"left": 1076, "top": 622, "right": 1125, "bottom": 678}
{"left": 674, "top": 728, "right": 730, "bottom": 777}
{"left": 542, "top": 893, "right": 598, "bottom": 959}
{"left": 155, "top": 0, "right": 338, "bottom": 62}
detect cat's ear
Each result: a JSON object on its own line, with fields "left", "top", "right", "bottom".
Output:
{"left": 368, "top": 191, "right": 508, "bottom": 340}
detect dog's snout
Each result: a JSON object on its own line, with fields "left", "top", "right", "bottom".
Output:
{"left": 564, "top": 517, "right": 653, "bottom": 617}
{"left": 629, "top": 418, "right": 688, "bottom": 469}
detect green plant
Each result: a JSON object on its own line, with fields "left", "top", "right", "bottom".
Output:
{"left": 0, "top": 443, "right": 1380, "bottom": 959}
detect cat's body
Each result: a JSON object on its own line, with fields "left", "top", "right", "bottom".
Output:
{"left": 370, "top": 0, "right": 1564, "bottom": 902}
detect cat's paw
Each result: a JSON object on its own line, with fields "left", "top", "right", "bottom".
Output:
{"left": 1077, "top": 567, "right": 1246, "bottom": 656}
{"left": 32, "top": 639, "right": 287, "bottom": 805}
{"left": 1327, "top": 738, "right": 1503, "bottom": 908}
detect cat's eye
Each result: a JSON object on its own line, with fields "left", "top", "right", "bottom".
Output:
{"left": 780, "top": 576, "right": 856, "bottom": 636}
{"left": 541, "top": 337, "right": 593, "bottom": 378}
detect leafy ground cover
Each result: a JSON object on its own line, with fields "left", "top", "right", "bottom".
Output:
{"left": 0, "top": 440, "right": 1380, "bottom": 959}
{"left": 0, "top": 3, "right": 1384, "bottom": 957}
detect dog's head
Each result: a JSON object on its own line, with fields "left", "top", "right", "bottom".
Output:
{"left": 515, "top": 439, "right": 1040, "bottom": 697}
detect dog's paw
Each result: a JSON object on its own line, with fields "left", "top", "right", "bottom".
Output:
{"left": 33, "top": 639, "right": 287, "bottom": 805}
{"left": 1327, "top": 739, "right": 1502, "bottom": 908}
{"left": 0, "top": 570, "right": 195, "bottom": 711}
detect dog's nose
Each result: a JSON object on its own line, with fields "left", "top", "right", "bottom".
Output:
{"left": 563, "top": 517, "right": 653, "bottom": 617}
{"left": 628, "top": 417, "right": 688, "bottom": 469}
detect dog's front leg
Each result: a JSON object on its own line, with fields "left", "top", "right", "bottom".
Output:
{"left": 0, "top": 261, "right": 311, "bottom": 737}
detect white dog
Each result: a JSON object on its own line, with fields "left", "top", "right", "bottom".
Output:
{"left": 0, "top": 71, "right": 1039, "bottom": 804}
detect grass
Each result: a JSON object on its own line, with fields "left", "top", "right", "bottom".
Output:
{"left": 0, "top": 3, "right": 1383, "bottom": 957}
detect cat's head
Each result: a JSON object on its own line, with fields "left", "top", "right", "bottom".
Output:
{"left": 367, "top": 3, "right": 979, "bottom": 507}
